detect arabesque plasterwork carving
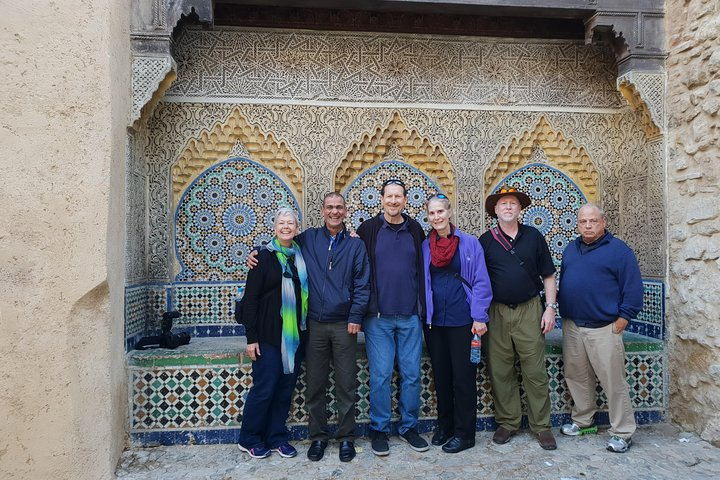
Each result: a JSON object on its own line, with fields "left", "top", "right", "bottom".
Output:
{"left": 171, "top": 108, "right": 304, "bottom": 209}
{"left": 617, "top": 72, "right": 665, "bottom": 138}
{"left": 131, "top": 56, "right": 177, "bottom": 126}
{"left": 143, "top": 103, "right": 661, "bottom": 280}
{"left": 134, "top": 20, "right": 665, "bottom": 281}
{"left": 485, "top": 116, "right": 599, "bottom": 203}
{"left": 166, "top": 27, "right": 624, "bottom": 109}
{"left": 335, "top": 111, "right": 454, "bottom": 199}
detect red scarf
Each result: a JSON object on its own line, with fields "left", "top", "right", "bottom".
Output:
{"left": 429, "top": 225, "right": 459, "bottom": 268}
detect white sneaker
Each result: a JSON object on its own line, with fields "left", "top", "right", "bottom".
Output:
{"left": 606, "top": 435, "right": 632, "bottom": 453}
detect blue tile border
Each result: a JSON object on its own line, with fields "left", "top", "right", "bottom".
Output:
{"left": 126, "top": 279, "right": 666, "bottom": 347}
{"left": 130, "top": 411, "right": 665, "bottom": 446}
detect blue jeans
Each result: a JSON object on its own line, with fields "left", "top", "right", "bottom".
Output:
{"left": 238, "top": 343, "right": 302, "bottom": 449}
{"left": 363, "top": 314, "right": 422, "bottom": 434}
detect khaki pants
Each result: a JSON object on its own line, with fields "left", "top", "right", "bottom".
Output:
{"left": 486, "top": 297, "right": 551, "bottom": 433}
{"left": 562, "top": 319, "right": 636, "bottom": 440}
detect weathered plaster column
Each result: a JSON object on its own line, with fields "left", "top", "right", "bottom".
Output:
{"left": 665, "top": 0, "right": 720, "bottom": 446}
{"left": 0, "top": 0, "right": 130, "bottom": 478}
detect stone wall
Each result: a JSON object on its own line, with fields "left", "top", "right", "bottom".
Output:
{"left": 0, "top": 1, "right": 130, "bottom": 478}
{"left": 666, "top": 0, "right": 720, "bottom": 445}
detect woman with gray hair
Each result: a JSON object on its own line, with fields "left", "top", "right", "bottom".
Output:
{"left": 421, "top": 194, "right": 493, "bottom": 453}
{"left": 238, "top": 206, "right": 309, "bottom": 459}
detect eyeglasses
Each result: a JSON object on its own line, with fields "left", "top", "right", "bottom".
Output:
{"left": 498, "top": 186, "right": 518, "bottom": 194}
{"left": 382, "top": 179, "right": 406, "bottom": 188}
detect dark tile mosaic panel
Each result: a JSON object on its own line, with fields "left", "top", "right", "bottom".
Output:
{"left": 627, "top": 280, "right": 664, "bottom": 339}
{"left": 125, "top": 285, "right": 148, "bottom": 340}
{"left": 171, "top": 282, "right": 244, "bottom": 325}
{"left": 130, "top": 342, "right": 665, "bottom": 442}
{"left": 131, "top": 410, "right": 666, "bottom": 446}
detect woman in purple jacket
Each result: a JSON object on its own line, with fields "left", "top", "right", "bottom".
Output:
{"left": 422, "top": 195, "right": 493, "bottom": 453}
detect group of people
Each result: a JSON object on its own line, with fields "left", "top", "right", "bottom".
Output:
{"left": 236, "top": 179, "right": 644, "bottom": 462}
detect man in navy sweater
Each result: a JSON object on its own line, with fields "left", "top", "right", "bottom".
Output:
{"left": 558, "top": 203, "right": 643, "bottom": 453}
{"left": 357, "top": 178, "right": 429, "bottom": 456}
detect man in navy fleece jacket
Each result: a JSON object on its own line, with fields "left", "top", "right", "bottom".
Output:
{"left": 558, "top": 203, "right": 643, "bottom": 454}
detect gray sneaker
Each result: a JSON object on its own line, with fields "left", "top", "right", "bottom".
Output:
{"left": 606, "top": 435, "right": 632, "bottom": 453}
{"left": 400, "top": 428, "right": 430, "bottom": 452}
{"left": 561, "top": 423, "right": 598, "bottom": 436}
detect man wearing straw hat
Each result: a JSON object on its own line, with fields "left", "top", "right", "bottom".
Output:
{"left": 479, "top": 186, "right": 559, "bottom": 450}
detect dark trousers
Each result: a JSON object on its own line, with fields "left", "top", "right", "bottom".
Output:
{"left": 428, "top": 325, "right": 478, "bottom": 441}
{"left": 305, "top": 320, "right": 358, "bottom": 442}
{"left": 238, "top": 342, "right": 302, "bottom": 449}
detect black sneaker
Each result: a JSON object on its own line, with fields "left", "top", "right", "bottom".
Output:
{"left": 369, "top": 429, "right": 390, "bottom": 456}
{"left": 400, "top": 428, "right": 430, "bottom": 452}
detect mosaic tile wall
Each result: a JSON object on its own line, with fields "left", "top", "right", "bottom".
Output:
{"left": 489, "top": 163, "right": 587, "bottom": 268}
{"left": 125, "top": 27, "right": 667, "bottom": 354}
{"left": 140, "top": 27, "right": 665, "bottom": 284}
{"left": 125, "top": 284, "right": 169, "bottom": 349}
{"left": 129, "top": 333, "right": 664, "bottom": 444}
{"left": 344, "top": 160, "right": 442, "bottom": 231}
{"left": 175, "top": 157, "right": 300, "bottom": 281}
{"left": 628, "top": 280, "right": 665, "bottom": 339}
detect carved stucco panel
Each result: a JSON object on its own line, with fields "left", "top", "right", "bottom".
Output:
{"left": 167, "top": 28, "right": 624, "bottom": 109}
{"left": 170, "top": 107, "right": 304, "bottom": 209}
{"left": 126, "top": 129, "right": 149, "bottom": 284}
{"left": 618, "top": 71, "right": 666, "bottom": 137}
{"left": 335, "top": 111, "right": 454, "bottom": 199}
{"left": 132, "top": 55, "right": 177, "bottom": 125}
{"left": 484, "top": 116, "right": 600, "bottom": 203}
{"left": 144, "top": 103, "right": 662, "bottom": 280}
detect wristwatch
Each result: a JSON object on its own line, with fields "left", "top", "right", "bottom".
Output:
{"left": 546, "top": 302, "right": 559, "bottom": 310}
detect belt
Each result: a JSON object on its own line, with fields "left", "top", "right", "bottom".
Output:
{"left": 498, "top": 297, "right": 536, "bottom": 310}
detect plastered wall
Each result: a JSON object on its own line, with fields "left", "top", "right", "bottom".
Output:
{"left": 0, "top": 1, "right": 130, "bottom": 478}
{"left": 666, "top": 0, "right": 720, "bottom": 446}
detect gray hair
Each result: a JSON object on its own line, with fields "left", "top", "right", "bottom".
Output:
{"left": 578, "top": 203, "right": 605, "bottom": 219}
{"left": 425, "top": 195, "right": 451, "bottom": 211}
{"left": 274, "top": 206, "right": 300, "bottom": 226}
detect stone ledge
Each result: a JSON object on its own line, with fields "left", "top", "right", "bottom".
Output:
{"left": 127, "top": 329, "right": 664, "bottom": 367}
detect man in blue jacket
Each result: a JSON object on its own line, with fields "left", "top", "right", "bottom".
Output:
{"left": 248, "top": 192, "right": 370, "bottom": 462}
{"left": 558, "top": 203, "right": 643, "bottom": 453}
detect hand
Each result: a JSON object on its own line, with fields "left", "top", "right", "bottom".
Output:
{"left": 347, "top": 323, "right": 360, "bottom": 335}
{"left": 247, "top": 249, "right": 259, "bottom": 269}
{"left": 540, "top": 308, "right": 556, "bottom": 334}
{"left": 613, "top": 317, "right": 628, "bottom": 334}
{"left": 246, "top": 342, "right": 260, "bottom": 361}
{"left": 471, "top": 321, "right": 487, "bottom": 336}
{"left": 349, "top": 231, "right": 359, "bottom": 238}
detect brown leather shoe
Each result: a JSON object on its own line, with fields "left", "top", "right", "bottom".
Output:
{"left": 537, "top": 430, "right": 557, "bottom": 450}
{"left": 492, "top": 426, "right": 518, "bottom": 445}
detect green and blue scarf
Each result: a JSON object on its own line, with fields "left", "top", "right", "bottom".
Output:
{"left": 266, "top": 238, "right": 308, "bottom": 374}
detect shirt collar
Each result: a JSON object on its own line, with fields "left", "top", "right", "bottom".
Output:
{"left": 381, "top": 214, "right": 408, "bottom": 231}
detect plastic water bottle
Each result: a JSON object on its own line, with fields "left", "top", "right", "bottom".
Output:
{"left": 470, "top": 333, "right": 482, "bottom": 364}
